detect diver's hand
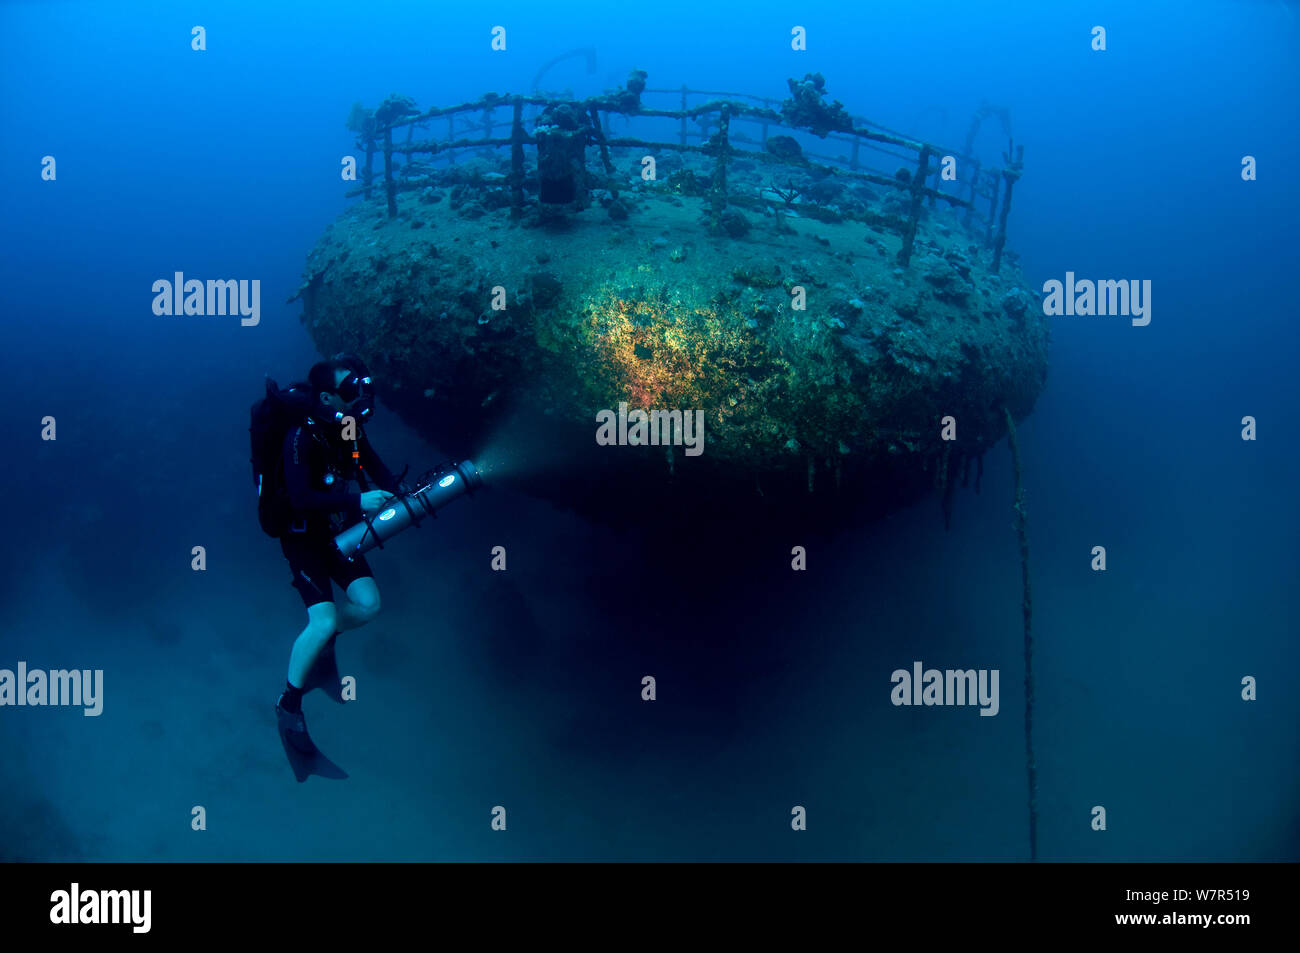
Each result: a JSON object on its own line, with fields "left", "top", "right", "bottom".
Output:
{"left": 360, "top": 490, "right": 396, "bottom": 516}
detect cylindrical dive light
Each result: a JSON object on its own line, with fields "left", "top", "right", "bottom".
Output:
{"left": 333, "top": 460, "right": 483, "bottom": 561}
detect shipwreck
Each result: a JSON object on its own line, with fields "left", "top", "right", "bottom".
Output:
{"left": 291, "top": 71, "right": 1046, "bottom": 528}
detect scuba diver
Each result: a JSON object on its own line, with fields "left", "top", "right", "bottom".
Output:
{"left": 251, "top": 354, "right": 403, "bottom": 774}
{"left": 251, "top": 353, "right": 483, "bottom": 778}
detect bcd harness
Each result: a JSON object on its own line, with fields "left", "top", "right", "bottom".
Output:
{"left": 287, "top": 416, "right": 372, "bottom": 535}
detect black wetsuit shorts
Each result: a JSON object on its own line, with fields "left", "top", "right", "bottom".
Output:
{"left": 280, "top": 529, "right": 374, "bottom": 608}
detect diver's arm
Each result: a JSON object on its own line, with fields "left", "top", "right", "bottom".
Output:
{"left": 358, "top": 431, "right": 401, "bottom": 494}
{"left": 283, "top": 427, "right": 362, "bottom": 520}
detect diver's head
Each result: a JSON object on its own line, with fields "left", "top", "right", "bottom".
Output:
{"left": 309, "top": 355, "right": 375, "bottom": 425}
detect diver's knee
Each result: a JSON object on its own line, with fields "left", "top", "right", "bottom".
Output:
{"left": 355, "top": 595, "right": 381, "bottom": 621}
{"left": 347, "top": 580, "right": 381, "bottom": 620}
{"left": 306, "top": 603, "right": 338, "bottom": 639}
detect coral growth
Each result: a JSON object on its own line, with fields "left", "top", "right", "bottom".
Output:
{"left": 781, "top": 73, "right": 854, "bottom": 138}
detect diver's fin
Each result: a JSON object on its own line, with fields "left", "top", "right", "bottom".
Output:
{"left": 278, "top": 728, "right": 348, "bottom": 780}
{"left": 275, "top": 699, "right": 347, "bottom": 783}
{"left": 301, "top": 635, "right": 346, "bottom": 705}
{"left": 278, "top": 727, "right": 348, "bottom": 783}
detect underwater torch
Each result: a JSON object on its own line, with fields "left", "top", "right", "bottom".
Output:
{"left": 333, "top": 460, "right": 484, "bottom": 561}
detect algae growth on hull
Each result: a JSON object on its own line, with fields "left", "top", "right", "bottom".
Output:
{"left": 295, "top": 104, "right": 1047, "bottom": 527}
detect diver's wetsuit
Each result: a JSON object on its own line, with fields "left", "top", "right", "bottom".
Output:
{"left": 280, "top": 418, "right": 400, "bottom": 608}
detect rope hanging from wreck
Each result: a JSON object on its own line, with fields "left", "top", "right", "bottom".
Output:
{"left": 1004, "top": 406, "right": 1037, "bottom": 861}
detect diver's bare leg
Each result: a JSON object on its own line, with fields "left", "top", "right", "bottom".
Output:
{"left": 287, "top": 602, "right": 338, "bottom": 687}
{"left": 332, "top": 577, "right": 382, "bottom": 633}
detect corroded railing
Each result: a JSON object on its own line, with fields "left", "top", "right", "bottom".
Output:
{"left": 345, "top": 72, "right": 1024, "bottom": 270}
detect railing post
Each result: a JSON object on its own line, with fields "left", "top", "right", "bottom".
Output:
{"left": 511, "top": 97, "right": 525, "bottom": 218}
{"left": 384, "top": 125, "right": 397, "bottom": 219}
{"left": 709, "top": 103, "right": 730, "bottom": 234}
{"left": 963, "top": 157, "right": 981, "bottom": 231}
{"left": 679, "top": 84, "right": 688, "bottom": 147}
{"left": 991, "top": 143, "right": 1024, "bottom": 274}
{"left": 364, "top": 134, "right": 374, "bottom": 199}
{"left": 898, "top": 143, "right": 931, "bottom": 267}
{"left": 985, "top": 170, "right": 1000, "bottom": 246}
{"left": 589, "top": 104, "right": 613, "bottom": 173}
